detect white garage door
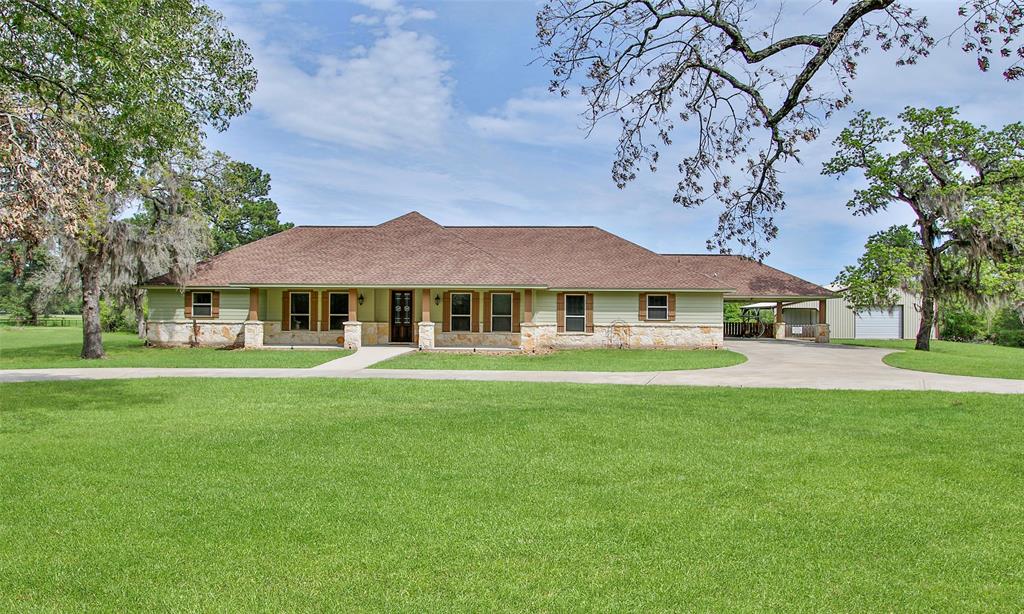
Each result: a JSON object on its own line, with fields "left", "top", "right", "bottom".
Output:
{"left": 855, "top": 307, "right": 903, "bottom": 339}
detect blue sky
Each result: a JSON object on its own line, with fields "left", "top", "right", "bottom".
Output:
{"left": 207, "top": 0, "right": 1021, "bottom": 285}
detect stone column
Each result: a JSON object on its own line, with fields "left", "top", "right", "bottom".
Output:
{"left": 417, "top": 321, "right": 435, "bottom": 350}
{"left": 774, "top": 301, "right": 786, "bottom": 339}
{"left": 243, "top": 320, "right": 264, "bottom": 348}
{"left": 343, "top": 321, "right": 362, "bottom": 350}
{"left": 815, "top": 323, "right": 831, "bottom": 344}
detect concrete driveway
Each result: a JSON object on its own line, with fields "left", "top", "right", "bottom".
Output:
{"left": 0, "top": 339, "right": 1021, "bottom": 394}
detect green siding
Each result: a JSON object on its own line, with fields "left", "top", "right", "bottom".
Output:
{"left": 534, "top": 291, "right": 723, "bottom": 326}
{"left": 147, "top": 288, "right": 249, "bottom": 321}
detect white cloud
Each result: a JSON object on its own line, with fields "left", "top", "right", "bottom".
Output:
{"left": 467, "top": 88, "right": 620, "bottom": 148}
{"left": 238, "top": 1, "right": 451, "bottom": 150}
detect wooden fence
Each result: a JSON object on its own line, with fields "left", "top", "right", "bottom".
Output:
{"left": 724, "top": 321, "right": 775, "bottom": 338}
{"left": 0, "top": 316, "right": 82, "bottom": 327}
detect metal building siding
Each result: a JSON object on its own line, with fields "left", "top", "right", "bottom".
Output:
{"left": 787, "top": 288, "right": 922, "bottom": 339}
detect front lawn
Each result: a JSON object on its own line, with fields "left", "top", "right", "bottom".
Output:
{"left": 371, "top": 347, "right": 746, "bottom": 371}
{"left": 3, "top": 378, "right": 1022, "bottom": 610}
{"left": 833, "top": 338, "right": 1024, "bottom": 380}
{"left": 0, "top": 327, "right": 349, "bottom": 369}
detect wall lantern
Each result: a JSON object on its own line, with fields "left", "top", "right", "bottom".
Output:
{"left": 357, "top": 293, "right": 365, "bottom": 305}
{"left": 434, "top": 293, "right": 441, "bottom": 306}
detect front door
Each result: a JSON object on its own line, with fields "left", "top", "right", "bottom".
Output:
{"left": 390, "top": 290, "right": 413, "bottom": 343}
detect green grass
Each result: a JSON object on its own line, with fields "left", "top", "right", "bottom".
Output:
{"left": 3, "top": 378, "right": 1023, "bottom": 611}
{"left": 371, "top": 348, "right": 747, "bottom": 371}
{"left": 833, "top": 338, "right": 1024, "bottom": 380}
{"left": 0, "top": 326, "right": 349, "bottom": 369}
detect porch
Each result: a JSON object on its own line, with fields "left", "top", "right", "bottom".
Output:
{"left": 247, "top": 287, "right": 532, "bottom": 350}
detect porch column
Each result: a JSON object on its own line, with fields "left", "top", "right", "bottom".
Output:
{"left": 524, "top": 289, "right": 533, "bottom": 323}
{"left": 248, "top": 287, "right": 259, "bottom": 320}
{"left": 816, "top": 299, "right": 830, "bottom": 344}
{"left": 421, "top": 288, "right": 431, "bottom": 322}
{"left": 417, "top": 288, "right": 435, "bottom": 350}
{"left": 243, "top": 287, "right": 263, "bottom": 348}
{"left": 774, "top": 301, "right": 786, "bottom": 339}
{"left": 344, "top": 288, "right": 361, "bottom": 350}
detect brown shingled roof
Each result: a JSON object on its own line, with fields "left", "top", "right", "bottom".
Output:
{"left": 145, "top": 211, "right": 826, "bottom": 297}
{"left": 663, "top": 254, "right": 832, "bottom": 299}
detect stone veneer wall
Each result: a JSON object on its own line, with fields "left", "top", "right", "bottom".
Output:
{"left": 521, "top": 322, "right": 723, "bottom": 351}
{"left": 147, "top": 320, "right": 246, "bottom": 347}
{"left": 435, "top": 331, "right": 520, "bottom": 348}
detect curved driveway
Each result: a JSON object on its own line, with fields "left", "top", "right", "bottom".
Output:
{"left": 0, "top": 339, "right": 1021, "bottom": 394}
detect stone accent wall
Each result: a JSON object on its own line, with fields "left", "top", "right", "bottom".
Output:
{"left": 361, "top": 322, "right": 389, "bottom": 345}
{"left": 146, "top": 320, "right": 246, "bottom": 347}
{"left": 436, "top": 331, "right": 521, "bottom": 348}
{"left": 263, "top": 321, "right": 346, "bottom": 346}
{"left": 521, "top": 322, "right": 722, "bottom": 350}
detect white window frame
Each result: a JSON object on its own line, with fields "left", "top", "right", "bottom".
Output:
{"left": 491, "top": 292, "right": 513, "bottom": 332}
{"left": 564, "top": 293, "right": 586, "bottom": 333}
{"left": 328, "top": 292, "right": 349, "bottom": 331}
{"left": 191, "top": 291, "right": 213, "bottom": 318}
{"left": 450, "top": 292, "right": 472, "bottom": 332}
{"left": 646, "top": 294, "right": 669, "bottom": 321}
{"left": 290, "top": 291, "right": 311, "bottom": 331}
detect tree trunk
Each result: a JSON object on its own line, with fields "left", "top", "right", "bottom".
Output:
{"left": 80, "top": 258, "right": 105, "bottom": 359}
{"left": 133, "top": 288, "right": 147, "bottom": 339}
{"left": 915, "top": 223, "right": 938, "bottom": 351}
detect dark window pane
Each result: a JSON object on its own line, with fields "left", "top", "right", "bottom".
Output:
{"left": 452, "top": 315, "right": 471, "bottom": 332}
{"left": 193, "top": 292, "right": 212, "bottom": 305}
{"left": 291, "top": 315, "right": 310, "bottom": 331}
{"left": 492, "top": 316, "right": 512, "bottom": 332}
{"left": 566, "top": 295, "right": 585, "bottom": 316}
{"left": 647, "top": 295, "right": 668, "bottom": 307}
{"left": 492, "top": 293, "right": 512, "bottom": 316}
{"left": 290, "top": 293, "right": 309, "bottom": 314}
{"left": 329, "top": 315, "right": 347, "bottom": 330}
{"left": 330, "top": 293, "right": 348, "bottom": 315}
{"left": 566, "top": 316, "right": 586, "bottom": 332}
{"left": 648, "top": 307, "right": 668, "bottom": 320}
{"left": 452, "top": 293, "right": 471, "bottom": 316}
{"left": 192, "top": 304, "right": 212, "bottom": 317}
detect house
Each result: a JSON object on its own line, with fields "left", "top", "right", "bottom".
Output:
{"left": 142, "top": 212, "right": 833, "bottom": 350}
{"left": 754, "top": 285, "right": 932, "bottom": 340}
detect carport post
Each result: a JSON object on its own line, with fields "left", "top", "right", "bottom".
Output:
{"left": 774, "top": 302, "right": 785, "bottom": 339}
{"left": 818, "top": 299, "right": 827, "bottom": 324}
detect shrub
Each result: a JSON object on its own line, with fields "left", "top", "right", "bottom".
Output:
{"left": 939, "top": 304, "right": 987, "bottom": 342}
{"left": 100, "top": 300, "right": 136, "bottom": 333}
{"left": 990, "top": 307, "right": 1024, "bottom": 348}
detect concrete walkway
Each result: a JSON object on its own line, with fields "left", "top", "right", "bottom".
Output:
{"left": 310, "top": 345, "right": 414, "bottom": 370}
{"left": 1, "top": 340, "right": 1021, "bottom": 394}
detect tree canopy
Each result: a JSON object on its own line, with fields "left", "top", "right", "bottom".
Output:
{"left": 825, "top": 106, "right": 1024, "bottom": 349}
{"left": 0, "top": 0, "right": 257, "bottom": 248}
{"left": 537, "top": 0, "right": 1023, "bottom": 257}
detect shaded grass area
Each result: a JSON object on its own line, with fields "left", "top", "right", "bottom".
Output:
{"left": 0, "top": 327, "right": 349, "bottom": 369}
{"left": 833, "top": 338, "right": 1024, "bottom": 380}
{"left": 3, "top": 378, "right": 1023, "bottom": 611}
{"left": 371, "top": 348, "right": 746, "bottom": 371}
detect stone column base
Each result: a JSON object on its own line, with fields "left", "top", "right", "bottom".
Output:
{"left": 775, "top": 323, "right": 786, "bottom": 339}
{"left": 815, "top": 323, "right": 830, "bottom": 344}
{"left": 417, "top": 321, "right": 435, "bottom": 350}
{"left": 343, "top": 321, "right": 362, "bottom": 350}
{"left": 243, "top": 321, "right": 264, "bottom": 348}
